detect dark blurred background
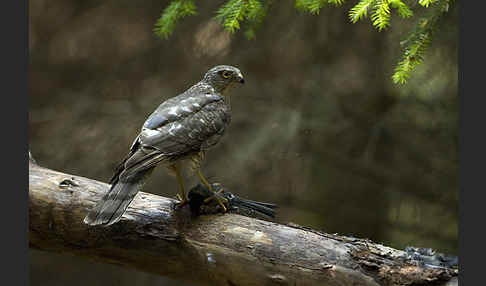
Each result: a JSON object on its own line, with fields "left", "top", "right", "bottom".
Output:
{"left": 29, "top": 0, "right": 458, "bottom": 285}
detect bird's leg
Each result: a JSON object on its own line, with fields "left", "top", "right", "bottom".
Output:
{"left": 197, "top": 169, "right": 213, "bottom": 191}
{"left": 197, "top": 169, "right": 228, "bottom": 212}
{"left": 173, "top": 165, "right": 188, "bottom": 206}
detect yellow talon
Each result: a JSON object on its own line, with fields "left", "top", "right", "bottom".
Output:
{"left": 203, "top": 189, "right": 228, "bottom": 212}
{"left": 196, "top": 169, "right": 228, "bottom": 212}
{"left": 203, "top": 188, "right": 224, "bottom": 203}
{"left": 218, "top": 199, "right": 228, "bottom": 212}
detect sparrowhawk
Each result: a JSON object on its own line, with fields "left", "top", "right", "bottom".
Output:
{"left": 84, "top": 65, "right": 245, "bottom": 226}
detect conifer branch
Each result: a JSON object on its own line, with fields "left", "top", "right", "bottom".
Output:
{"left": 152, "top": 0, "right": 456, "bottom": 85}
{"left": 244, "top": 0, "right": 272, "bottom": 39}
{"left": 390, "top": 0, "right": 413, "bottom": 19}
{"left": 349, "top": 0, "right": 375, "bottom": 23}
{"left": 392, "top": 0, "right": 451, "bottom": 84}
{"left": 371, "top": 0, "right": 391, "bottom": 31}
{"left": 153, "top": 0, "right": 197, "bottom": 39}
{"left": 419, "top": 0, "right": 439, "bottom": 8}
{"left": 215, "top": 0, "right": 248, "bottom": 33}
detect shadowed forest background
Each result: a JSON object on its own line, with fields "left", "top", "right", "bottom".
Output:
{"left": 29, "top": 0, "right": 458, "bottom": 285}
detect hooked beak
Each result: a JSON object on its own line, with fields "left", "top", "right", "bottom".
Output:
{"left": 236, "top": 72, "right": 245, "bottom": 84}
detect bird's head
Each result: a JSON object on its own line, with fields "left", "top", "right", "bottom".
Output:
{"left": 202, "top": 65, "right": 245, "bottom": 95}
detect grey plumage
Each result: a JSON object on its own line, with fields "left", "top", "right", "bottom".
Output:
{"left": 84, "top": 65, "right": 244, "bottom": 226}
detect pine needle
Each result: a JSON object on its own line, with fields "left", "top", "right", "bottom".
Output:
{"left": 153, "top": 0, "right": 197, "bottom": 39}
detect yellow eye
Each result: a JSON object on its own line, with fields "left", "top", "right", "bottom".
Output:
{"left": 221, "top": 71, "right": 232, "bottom": 79}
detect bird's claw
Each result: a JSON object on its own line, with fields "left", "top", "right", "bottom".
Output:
{"left": 175, "top": 194, "right": 189, "bottom": 208}
{"left": 203, "top": 189, "right": 229, "bottom": 212}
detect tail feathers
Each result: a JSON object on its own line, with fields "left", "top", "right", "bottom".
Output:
{"left": 84, "top": 178, "right": 144, "bottom": 226}
{"left": 234, "top": 199, "right": 278, "bottom": 218}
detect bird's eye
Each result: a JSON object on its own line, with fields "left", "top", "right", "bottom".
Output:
{"left": 221, "top": 71, "right": 232, "bottom": 79}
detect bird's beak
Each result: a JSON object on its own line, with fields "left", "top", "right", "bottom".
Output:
{"left": 236, "top": 72, "right": 245, "bottom": 84}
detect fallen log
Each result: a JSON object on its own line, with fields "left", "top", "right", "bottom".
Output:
{"left": 29, "top": 158, "right": 458, "bottom": 286}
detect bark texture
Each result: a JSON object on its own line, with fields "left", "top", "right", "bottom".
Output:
{"left": 29, "top": 160, "right": 458, "bottom": 286}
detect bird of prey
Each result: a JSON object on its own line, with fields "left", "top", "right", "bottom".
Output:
{"left": 84, "top": 65, "right": 245, "bottom": 226}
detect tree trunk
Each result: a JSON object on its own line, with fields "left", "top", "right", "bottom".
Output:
{"left": 29, "top": 159, "right": 458, "bottom": 286}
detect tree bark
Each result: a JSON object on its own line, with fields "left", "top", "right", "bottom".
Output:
{"left": 29, "top": 160, "right": 458, "bottom": 286}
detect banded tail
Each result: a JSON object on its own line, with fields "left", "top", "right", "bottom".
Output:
{"left": 83, "top": 169, "right": 152, "bottom": 226}
{"left": 84, "top": 135, "right": 163, "bottom": 226}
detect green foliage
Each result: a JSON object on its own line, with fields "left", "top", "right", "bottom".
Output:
{"left": 349, "top": 0, "right": 413, "bottom": 30}
{"left": 153, "top": 0, "right": 197, "bottom": 39}
{"left": 153, "top": 0, "right": 455, "bottom": 85}
{"left": 390, "top": 0, "right": 413, "bottom": 19}
{"left": 296, "top": 0, "right": 328, "bottom": 15}
{"left": 244, "top": 0, "right": 273, "bottom": 39}
{"left": 371, "top": 0, "right": 391, "bottom": 31}
{"left": 393, "top": 0, "right": 451, "bottom": 84}
{"left": 296, "top": 0, "right": 346, "bottom": 15}
{"left": 349, "top": 0, "right": 375, "bottom": 23}
{"left": 213, "top": 0, "right": 267, "bottom": 33}
{"left": 215, "top": 0, "right": 247, "bottom": 33}
{"left": 419, "top": 0, "right": 439, "bottom": 8}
